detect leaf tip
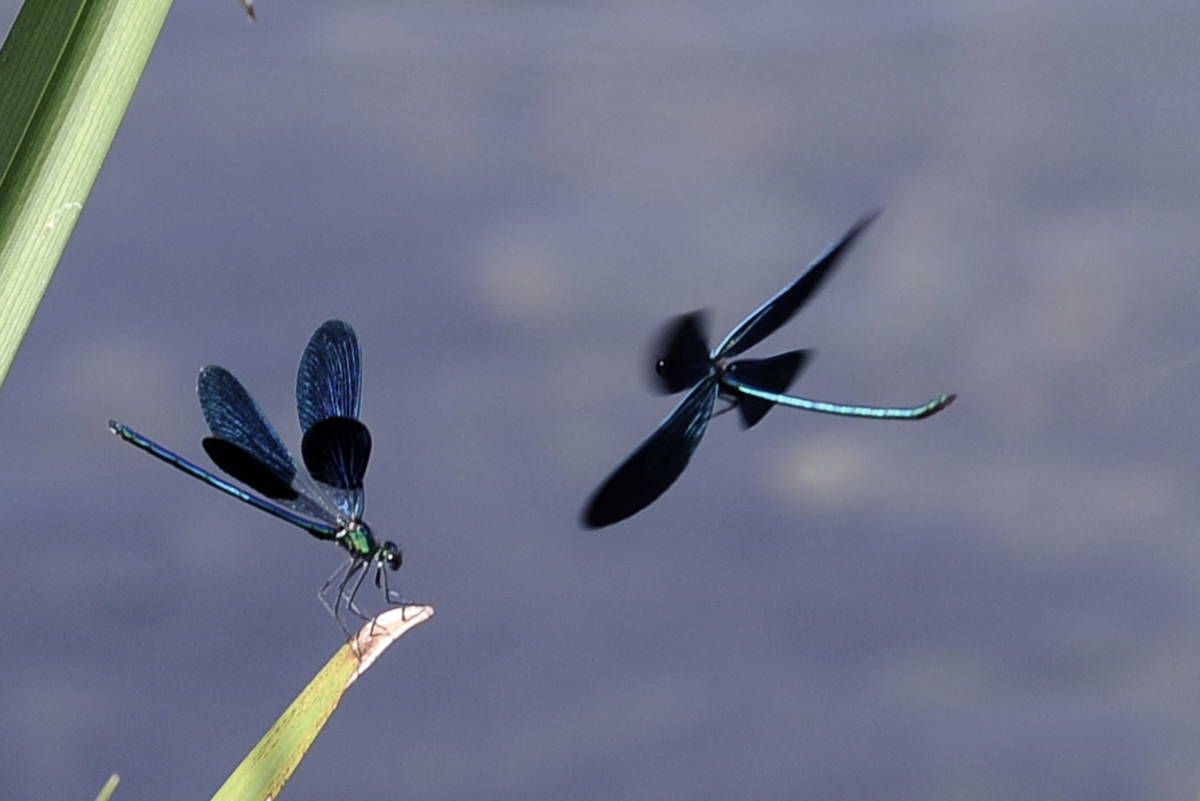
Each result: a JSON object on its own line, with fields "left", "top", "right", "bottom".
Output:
{"left": 349, "top": 604, "right": 434, "bottom": 678}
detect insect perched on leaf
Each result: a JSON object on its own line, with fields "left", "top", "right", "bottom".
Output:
{"left": 582, "top": 212, "right": 955, "bottom": 529}
{"left": 111, "top": 320, "right": 402, "bottom": 629}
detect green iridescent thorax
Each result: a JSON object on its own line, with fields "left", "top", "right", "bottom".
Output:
{"left": 339, "top": 520, "right": 378, "bottom": 559}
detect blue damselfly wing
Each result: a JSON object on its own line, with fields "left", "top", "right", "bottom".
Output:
{"left": 714, "top": 210, "right": 879, "bottom": 360}
{"left": 726, "top": 350, "right": 809, "bottom": 428}
{"left": 297, "top": 319, "right": 362, "bottom": 432}
{"left": 297, "top": 320, "right": 368, "bottom": 520}
{"left": 583, "top": 376, "right": 720, "bottom": 529}
{"left": 198, "top": 365, "right": 297, "bottom": 495}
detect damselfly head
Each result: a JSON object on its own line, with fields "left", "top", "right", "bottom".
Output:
{"left": 380, "top": 541, "right": 402, "bottom": 571}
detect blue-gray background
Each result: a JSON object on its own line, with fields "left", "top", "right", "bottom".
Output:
{"left": 2, "top": 1, "right": 1199, "bottom": 799}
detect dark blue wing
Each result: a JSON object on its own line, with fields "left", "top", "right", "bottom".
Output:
{"left": 726, "top": 350, "right": 809, "bottom": 428}
{"left": 297, "top": 320, "right": 362, "bottom": 433}
{"left": 714, "top": 211, "right": 879, "bottom": 359}
{"left": 301, "top": 417, "right": 372, "bottom": 491}
{"left": 582, "top": 376, "right": 719, "bottom": 529}
{"left": 198, "top": 366, "right": 299, "bottom": 498}
{"left": 651, "top": 312, "right": 714, "bottom": 394}
{"left": 201, "top": 438, "right": 298, "bottom": 500}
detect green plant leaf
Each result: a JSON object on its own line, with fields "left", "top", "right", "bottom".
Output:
{"left": 210, "top": 605, "right": 435, "bottom": 801}
{"left": 93, "top": 774, "right": 120, "bottom": 801}
{"left": 0, "top": 0, "right": 172, "bottom": 389}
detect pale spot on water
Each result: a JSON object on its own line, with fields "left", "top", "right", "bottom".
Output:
{"left": 771, "top": 434, "right": 874, "bottom": 510}
{"left": 475, "top": 224, "right": 566, "bottom": 325}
